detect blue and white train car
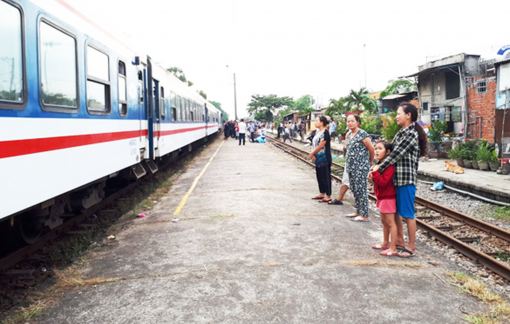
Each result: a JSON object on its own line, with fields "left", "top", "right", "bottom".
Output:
{"left": 0, "top": 0, "right": 221, "bottom": 244}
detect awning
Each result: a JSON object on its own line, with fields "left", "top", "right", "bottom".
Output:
{"left": 381, "top": 94, "right": 406, "bottom": 100}
{"left": 402, "top": 64, "right": 460, "bottom": 78}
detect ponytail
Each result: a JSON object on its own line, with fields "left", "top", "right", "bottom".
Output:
{"left": 399, "top": 102, "right": 428, "bottom": 157}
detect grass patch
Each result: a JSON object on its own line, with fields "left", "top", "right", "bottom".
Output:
{"left": 332, "top": 157, "right": 345, "bottom": 164}
{"left": 1, "top": 301, "right": 48, "bottom": 324}
{"left": 448, "top": 271, "right": 510, "bottom": 323}
{"left": 478, "top": 205, "right": 510, "bottom": 222}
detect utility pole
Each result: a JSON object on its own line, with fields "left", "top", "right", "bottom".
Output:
{"left": 234, "top": 73, "right": 238, "bottom": 120}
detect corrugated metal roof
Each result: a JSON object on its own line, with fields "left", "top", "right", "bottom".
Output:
{"left": 381, "top": 94, "right": 406, "bottom": 100}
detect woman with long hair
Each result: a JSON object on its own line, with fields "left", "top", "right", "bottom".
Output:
{"left": 310, "top": 116, "right": 332, "bottom": 202}
{"left": 344, "top": 114, "right": 375, "bottom": 221}
{"left": 371, "top": 102, "right": 428, "bottom": 257}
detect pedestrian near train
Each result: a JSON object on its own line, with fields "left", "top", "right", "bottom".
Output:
{"left": 235, "top": 122, "right": 239, "bottom": 139}
{"left": 344, "top": 114, "right": 374, "bottom": 222}
{"left": 368, "top": 141, "right": 398, "bottom": 256}
{"left": 238, "top": 119, "right": 247, "bottom": 145}
{"left": 223, "top": 121, "right": 229, "bottom": 140}
{"left": 277, "top": 123, "right": 282, "bottom": 138}
{"left": 283, "top": 124, "right": 292, "bottom": 143}
{"left": 310, "top": 116, "right": 332, "bottom": 202}
{"left": 249, "top": 122, "right": 255, "bottom": 142}
{"left": 371, "top": 102, "right": 428, "bottom": 257}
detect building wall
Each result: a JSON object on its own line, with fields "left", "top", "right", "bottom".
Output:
{"left": 466, "top": 76, "right": 497, "bottom": 142}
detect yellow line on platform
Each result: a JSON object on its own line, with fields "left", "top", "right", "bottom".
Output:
{"left": 173, "top": 141, "right": 224, "bottom": 216}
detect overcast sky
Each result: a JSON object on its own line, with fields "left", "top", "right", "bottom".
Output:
{"left": 67, "top": 0, "right": 510, "bottom": 119}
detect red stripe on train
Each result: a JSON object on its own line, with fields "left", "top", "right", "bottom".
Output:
{"left": 0, "top": 130, "right": 149, "bottom": 159}
{"left": 155, "top": 125, "right": 218, "bottom": 137}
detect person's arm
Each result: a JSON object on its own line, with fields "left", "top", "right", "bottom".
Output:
{"left": 362, "top": 137, "right": 375, "bottom": 164}
{"left": 372, "top": 165, "right": 394, "bottom": 187}
{"left": 376, "top": 135, "right": 417, "bottom": 173}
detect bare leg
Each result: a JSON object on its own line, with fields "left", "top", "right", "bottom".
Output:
{"left": 384, "top": 213, "right": 398, "bottom": 252}
{"left": 394, "top": 214, "right": 405, "bottom": 247}
{"left": 337, "top": 185, "right": 348, "bottom": 201}
{"left": 380, "top": 214, "right": 390, "bottom": 247}
{"left": 406, "top": 218, "right": 417, "bottom": 252}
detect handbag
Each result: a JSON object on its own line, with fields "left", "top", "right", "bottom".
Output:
{"left": 314, "top": 151, "right": 329, "bottom": 168}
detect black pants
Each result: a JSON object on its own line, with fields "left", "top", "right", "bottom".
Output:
{"left": 251, "top": 132, "right": 256, "bottom": 142}
{"left": 315, "top": 165, "right": 331, "bottom": 196}
{"left": 239, "top": 133, "right": 245, "bottom": 145}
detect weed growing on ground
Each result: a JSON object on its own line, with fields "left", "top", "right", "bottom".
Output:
{"left": 448, "top": 271, "right": 510, "bottom": 324}
{"left": 1, "top": 301, "right": 48, "bottom": 324}
{"left": 478, "top": 205, "right": 510, "bottom": 222}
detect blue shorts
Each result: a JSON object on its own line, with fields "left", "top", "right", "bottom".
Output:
{"left": 395, "top": 184, "right": 416, "bottom": 219}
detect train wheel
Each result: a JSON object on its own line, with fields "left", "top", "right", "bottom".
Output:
{"left": 14, "top": 212, "right": 43, "bottom": 245}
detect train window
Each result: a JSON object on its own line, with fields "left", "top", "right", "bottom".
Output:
{"left": 0, "top": 1, "right": 24, "bottom": 107}
{"left": 177, "top": 95, "right": 182, "bottom": 121}
{"left": 160, "top": 86, "right": 165, "bottom": 120}
{"left": 187, "top": 99, "right": 191, "bottom": 121}
{"left": 39, "top": 21, "right": 78, "bottom": 109}
{"left": 86, "top": 45, "right": 110, "bottom": 113}
{"left": 138, "top": 71, "right": 143, "bottom": 103}
{"left": 118, "top": 61, "right": 127, "bottom": 116}
{"left": 170, "top": 91, "right": 177, "bottom": 122}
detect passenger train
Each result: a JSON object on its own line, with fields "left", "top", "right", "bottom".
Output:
{"left": 0, "top": 0, "right": 222, "bottom": 245}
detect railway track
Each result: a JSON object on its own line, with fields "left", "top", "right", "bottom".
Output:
{"left": 267, "top": 136, "right": 510, "bottom": 281}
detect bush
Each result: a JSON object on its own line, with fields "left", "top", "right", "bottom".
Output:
{"left": 476, "top": 145, "right": 493, "bottom": 162}
{"left": 429, "top": 121, "right": 448, "bottom": 144}
{"left": 361, "top": 113, "right": 382, "bottom": 135}
{"left": 447, "top": 145, "right": 462, "bottom": 159}
{"left": 381, "top": 112, "right": 400, "bottom": 142}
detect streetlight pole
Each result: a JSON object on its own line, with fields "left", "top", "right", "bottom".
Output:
{"left": 233, "top": 73, "right": 238, "bottom": 120}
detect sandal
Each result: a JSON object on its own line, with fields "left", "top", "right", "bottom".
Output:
{"left": 397, "top": 248, "right": 415, "bottom": 258}
{"left": 380, "top": 249, "right": 398, "bottom": 257}
{"left": 312, "top": 196, "right": 325, "bottom": 200}
{"left": 344, "top": 213, "right": 359, "bottom": 218}
{"left": 351, "top": 216, "right": 369, "bottom": 222}
{"left": 319, "top": 198, "right": 332, "bottom": 203}
{"left": 372, "top": 244, "right": 389, "bottom": 250}
{"left": 328, "top": 199, "right": 344, "bottom": 205}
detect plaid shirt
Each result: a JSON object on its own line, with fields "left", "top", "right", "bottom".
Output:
{"left": 378, "top": 125, "right": 420, "bottom": 187}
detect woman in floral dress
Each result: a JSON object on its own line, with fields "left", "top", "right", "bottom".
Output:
{"left": 344, "top": 114, "right": 374, "bottom": 221}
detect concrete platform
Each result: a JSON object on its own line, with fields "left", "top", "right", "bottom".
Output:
{"left": 35, "top": 138, "right": 485, "bottom": 324}
{"left": 418, "top": 159, "right": 510, "bottom": 203}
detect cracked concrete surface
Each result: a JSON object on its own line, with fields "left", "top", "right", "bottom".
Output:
{"left": 36, "top": 138, "right": 485, "bottom": 324}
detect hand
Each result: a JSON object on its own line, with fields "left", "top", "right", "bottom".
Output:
{"left": 367, "top": 171, "right": 373, "bottom": 181}
{"left": 371, "top": 164, "right": 380, "bottom": 172}
{"left": 311, "top": 155, "right": 316, "bottom": 162}
{"left": 309, "top": 153, "right": 314, "bottom": 159}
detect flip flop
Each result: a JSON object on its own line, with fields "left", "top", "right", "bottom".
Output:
{"left": 312, "top": 196, "right": 325, "bottom": 200}
{"left": 344, "top": 213, "right": 359, "bottom": 218}
{"left": 397, "top": 248, "right": 415, "bottom": 258}
{"left": 372, "top": 244, "right": 390, "bottom": 250}
{"left": 351, "top": 216, "right": 369, "bottom": 222}
{"left": 328, "top": 199, "right": 344, "bottom": 205}
{"left": 380, "top": 249, "right": 398, "bottom": 257}
{"left": 319, "top": 198, "right": 332, "bottom": 203}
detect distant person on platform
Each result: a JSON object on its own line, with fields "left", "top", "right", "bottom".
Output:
{"left": 283, "top": 124, "right": 292, "bottom": 143}
{"left": 277, "top": 123, "right": 283, "bottom": 138}
{"left": 329, "top": 118, "right": 337, "bottom": 142}
{"left": 249, "top": 122, "right": 255, "bottom": 142}
{"left": 238, "top": 119, "right": 247, "bottom": 145}
{"left": 223, "top": 121, "right": 229, "bottom": 140}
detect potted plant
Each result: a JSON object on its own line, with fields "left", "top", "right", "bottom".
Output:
{"left": 460, "top": 148, "right": 474, "bottom": 168}
{"left": 489, "top": 149, "right": 500, "bottom": 171}
{"left": 429, "top": 121, "right": 448, "bottom": 153}
{"left": 476, "top": 145, "right": 492, "bottom": 171}
{"left": 447, "top": 145, "right": 464, "bottom": 167}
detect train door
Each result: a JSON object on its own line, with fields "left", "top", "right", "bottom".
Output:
{"left": 152, "top": 79, "right": 161, "bottom": 154}
{"left": 205, "top": 104, "right": 209, "bottom": 137}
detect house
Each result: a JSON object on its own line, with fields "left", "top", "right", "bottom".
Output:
{"left": 379, "top": 91, "right": 419, "bottom": 114}
{"left": 404, "top": 53, "right": 483, "bottom": 136}
{"left": 495, "top": 55, "right": 510, "bottom": 157}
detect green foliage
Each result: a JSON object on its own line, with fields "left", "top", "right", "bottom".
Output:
{"left": 210, "top": 101, "right": 229, "bottom": 122}
{"left": 325, "top": 97, "right": 349, "bottom": 117}
{"left": 381, "top": 112, "right": 400, "bottom": 142}
{"left": 187, "top": 81, "right": 194, "bottom": 87}
{"left": 447, "top": 145, "right": 462, "bottom": 159}
{"left": 380, "top": 79, "right": 417, "bottom": 98}
{"left": 490, "top": 150, "right": 499, "bottom": 163}
{"left": 0, "top": 90, "right": 19, "bottom": 101}
{"left": 292, "top": 95, "right": 315, "bottom": 114}
{"left": 327, "top": 87, "right": 378, "bottom": 117}
{"left": 360, "top": 113, "right": 382, "bottom": 134}
{"left": 336, "top": 119, "right": 347, "bottom": 135}
{"left": 476, "top": 144, "right": 493, "bottom": 162}
{"left": 199, "top": 90, "right": 207, "bottom": 99}
{"left": 247, "top": 94, "right": 294, "bottom": 121}
{"left": 167, "top": 66, "right": 189, "bottom": 84}
{"left": 429, "top": 121, "right": 448, "bottom": 144}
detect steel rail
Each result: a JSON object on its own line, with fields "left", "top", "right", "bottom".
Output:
{"left": 268, "top": 136, "right": 510, "bottom": 281}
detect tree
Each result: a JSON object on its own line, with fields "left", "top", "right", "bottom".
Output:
{"left": 210, "top": 101, "right": 229, "bottom": 122}
{"left": 167, "top": 66, "right": 189, "bottom": 84}
{"left": 199, "top": 90, "right": 207, "bottom": 99}
{"left": 187, "top": 81, "right": 194, "bottom": 87}
{"left": 380, "top": 79, "right": 416, "bottom": 98}
{"left": 292, "top": 95, "right": 315, "bottom": 114}
{"left": 325, "top": 97, "right": 349, "bottom": 117}
{"left": 326, "top": 88, "right": 378, "bottom": 117}
{"left": 247, "top": 94, "right": 294, "bottom": 122}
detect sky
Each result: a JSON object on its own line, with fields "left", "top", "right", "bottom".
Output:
{"left": 66, "top": 0, "right": 510, "bottom": 119}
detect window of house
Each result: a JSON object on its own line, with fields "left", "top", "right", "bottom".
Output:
{"left": 445, "top": 71, "right": 460, "bottom": 100}
{"left": 423, "top": 102, "right": 428, "bottom": 111}
{"left": 500, "top": 63, "right": 510, "bottom": 92}
{"left": 160, "top": 86, "right": 165, "bottom": 120}
{"left": 118, "top": 61, "right": 127, "bottom": 116}
{"left": 40, "top": 21, "right": 78, "bottom": 108}
{"left": 0, "top": 1, "right": 24, "bottom": 106}
{"left": 477, "top": 80, "right": 487, "bottom": 93}
{"left": 87, "top": 45, "right": 110, "bottom": 112}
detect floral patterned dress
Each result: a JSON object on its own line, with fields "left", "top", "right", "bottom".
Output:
{"left": 345, "top": 129, "right": 370, "bottom": 217}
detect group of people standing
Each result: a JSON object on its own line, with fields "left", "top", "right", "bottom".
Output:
{"left": 224, "top": 120, "right": 266, "bottom": 145}
{"left": 310, "top": 102, "right": 428, "bottom": 258}
{"left": 277, "top": 121, "right": 306, "bottom": 143}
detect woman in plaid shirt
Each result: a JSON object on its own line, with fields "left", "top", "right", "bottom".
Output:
{"left": 371, "top": 103, "right": 428, "bottom": 257}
